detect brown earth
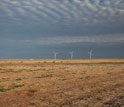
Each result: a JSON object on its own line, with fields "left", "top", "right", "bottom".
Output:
{"left": 0, "top": 59, "right": 124, "bottom": 107}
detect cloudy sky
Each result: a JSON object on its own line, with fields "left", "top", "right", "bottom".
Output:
{"left": 0, "top": 0, "right": 124, "bottom": 59}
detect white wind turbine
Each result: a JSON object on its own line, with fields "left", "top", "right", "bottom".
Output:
{"left": 69, "top": 51, "right": 74, "bottom": 59}
{"left": 53, "top": 52, "right": 59, "bottom": 60}
{"left": 88, "top": 50, "right": 93, "bottom": 59}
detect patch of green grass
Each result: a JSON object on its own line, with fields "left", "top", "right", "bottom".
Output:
{"left": 0, "top": 84, "right": 25, "bottom": 92}
{"left": 0, "top": 88, "right": 9, "bottom": 92}
{"left": 4, "top": 69, "right": 14, "bottom": 72}
{"left": 11, "top": 84, "right": 24, "bottom": 89}
{"left": 0, "top": 86, "right": 10, "bottom": 92}
{"left": 16, "top": 78, "right": 22, "bottom": 81}
{"left": 39, "top": 68, "right": 47, "bottom": 71}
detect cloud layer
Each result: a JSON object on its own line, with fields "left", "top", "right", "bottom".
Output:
{"left": 0, "top": 0, "right": 124, "bottom": 58}
{"left": 17, "top": 33, "right": 124, "bottom": 45}
{"left": 0, "top": 0, "right": 124, "bottom": 39}
{"left": 1, "top": 0, "right": 124, "bottom": 23}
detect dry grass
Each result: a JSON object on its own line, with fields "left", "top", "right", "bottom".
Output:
{"left": 0, "top": 59, "right": 124, "bottom": 107}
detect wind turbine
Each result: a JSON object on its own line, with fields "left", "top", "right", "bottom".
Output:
{"left": 88, "top": 50, "right": 93, "bottom": 59}
{"left": 69, "top": 51, "right": 74, "bottom": 59}
{"left": 53, "top": 52, "right": 59, "bottom": 60}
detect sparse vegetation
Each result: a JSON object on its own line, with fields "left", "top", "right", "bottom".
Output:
{"left": 12, "top": 84, "right": 24, "bottom": 89}
{"left": 0, "top": 88, "right": 9, "bottom": 92}
{"left": 0, "top": 59, "right": 124, "bottom": 106}
{"left": 0, "top": 84, "right": 24, "bottom": 92}
{"left": 79, "top": 77, "right": 83, "bottom": 79}
{"left": 5, "top": 69, "right": 14, "bottom": 72}
{"left": 16, "top": 78, "right": 22, "bottom": 81}
{"left": 34, "top": 74, "right": 53, "bottom": 78}
{"left": 13, "top": 84, "right": 24, "bottom": 88}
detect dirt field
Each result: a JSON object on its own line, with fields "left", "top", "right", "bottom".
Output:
{"left": 0, "top": 59, "right": 124, "bottom": 107}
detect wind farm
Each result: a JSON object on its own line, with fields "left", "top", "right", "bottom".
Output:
{"left": 0, "top": 0, "right": 124, "bottom": 106}
{"left": 0, "top": 49, "right": 124, "bottom": 107}
{"left": 0, "top": 47, "right": 124, "bottom": 107}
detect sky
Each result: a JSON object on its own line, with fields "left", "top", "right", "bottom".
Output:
{"left": 0, "top": 0, "right": 124, "bottom": 59}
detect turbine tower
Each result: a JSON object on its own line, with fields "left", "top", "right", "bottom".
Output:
{"left": 69, "top": 51, "right": 74, "bottom": 59}
{"left": 53, "top": 52, "right": 59, "bottom": 60}
{"left": 88, "top": 50, "right": 93, "bottom": 59}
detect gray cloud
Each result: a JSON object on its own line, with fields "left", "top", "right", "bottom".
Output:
{"left": 0, "top": 0, "right": 124, "bottom": 58}
{"left": 0, "top": 0, "right": 124, "bottom": 24}
{"left": 1, "top": 33, "right": 123, "bottom": 46}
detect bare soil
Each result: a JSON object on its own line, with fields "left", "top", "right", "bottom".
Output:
{"left": 0, "top": 59, "right": 124, "bottom": 107}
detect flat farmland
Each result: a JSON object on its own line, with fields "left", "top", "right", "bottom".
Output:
{"left": 0, "top": 59, "right": 124, "bottom": 107}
